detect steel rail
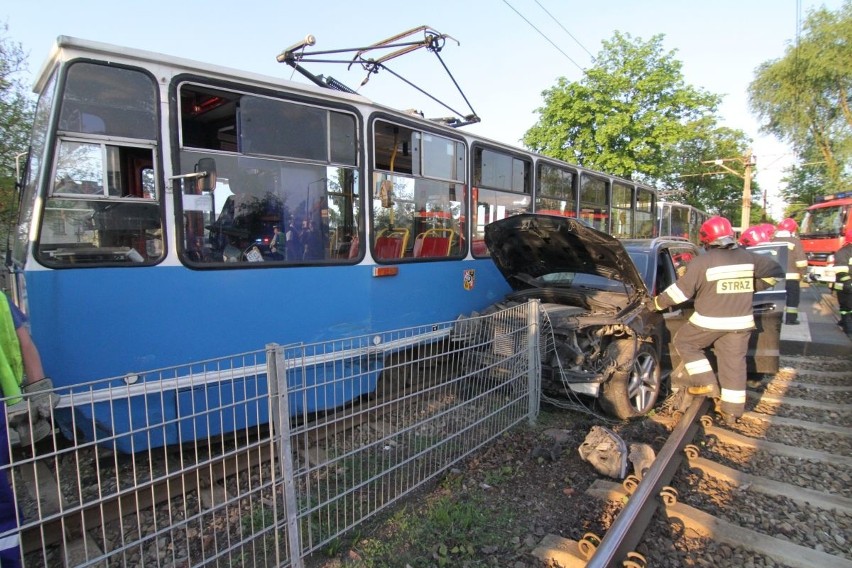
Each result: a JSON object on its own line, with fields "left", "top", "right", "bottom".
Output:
{"left": 585, "top": 396, "right": 711, "bottom": 567}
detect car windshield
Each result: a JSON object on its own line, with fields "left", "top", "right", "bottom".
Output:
{"left": 626, "top": 250, "right": 651, "bottom": 287}
{"left": 536, "top": 272, "right": 631, "bottom": 293}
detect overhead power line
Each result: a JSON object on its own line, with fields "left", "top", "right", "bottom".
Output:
{"left": 533, "top": 0, "right": 596, "bottom": 62}
{"left": 501, "top": 0, "right": 586, "bottom": 72}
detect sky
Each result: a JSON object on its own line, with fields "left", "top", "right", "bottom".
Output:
{"left": 1, "top": 0, "right": 844, "bottom": 219}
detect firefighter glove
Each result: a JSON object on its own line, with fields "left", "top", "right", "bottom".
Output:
{"left": 23, "top": 377, "right": 60, "bottom": 419}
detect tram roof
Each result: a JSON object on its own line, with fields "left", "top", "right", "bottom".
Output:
{"left": 35, "top": 35, "right": 378, "bottom": 107}
{"left": 34, "top": 36, "right": 661, "bottom": 193}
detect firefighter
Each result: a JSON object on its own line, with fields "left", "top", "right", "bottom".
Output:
{"left": 652, "top": 216, "right": 784, "bottom": 424}
{"left": 833, "top": 226, "right": 852, "bottom": 337}
{"left": 774, "top": 218, "right": 809, "bottom": 325}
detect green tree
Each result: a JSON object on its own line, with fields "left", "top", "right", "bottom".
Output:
{"left": 0, "top": 24, "right": 35, "bottom": 245}
{"left": 779, "top": 153, "right": 832, "bottom": 211}
{"left": 523, "top": 32, "right": 752, "bottom": 221}
{"left": 749, "top": 1, "right": 852, "bottom": 195}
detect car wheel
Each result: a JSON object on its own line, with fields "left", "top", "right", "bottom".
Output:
{"left": 600, "top": 340, "right": 661, "bottom": 419}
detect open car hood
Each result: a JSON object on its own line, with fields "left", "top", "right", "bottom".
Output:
{"left": 484, "top": 214, "right": 649, "bottom": 296}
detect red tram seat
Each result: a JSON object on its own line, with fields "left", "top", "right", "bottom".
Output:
{"left": 413, "top": 228, "right": 455, "bottom": 257}
{"left": 374, "top": 228, "right": 409, "bottom": 259}
{"left": 348, "top": 235, "right": 360, "bottom": 259}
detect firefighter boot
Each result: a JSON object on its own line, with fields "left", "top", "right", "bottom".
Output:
{"left": 716, "top": 409, "right": 741, "bottom": 427}
{"left": 687, "top": 383, "right": 720, "bottom": 398}
{"left": 843, "top": 313, "right": 852, "bottom": 338}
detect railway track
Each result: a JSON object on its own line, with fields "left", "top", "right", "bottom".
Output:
{"left": 534, "top": 353, "right": 852, "bottom": 567}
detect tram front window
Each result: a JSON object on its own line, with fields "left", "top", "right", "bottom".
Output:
{"left": 37, "top": 139, "right": 162, "bottom": 266}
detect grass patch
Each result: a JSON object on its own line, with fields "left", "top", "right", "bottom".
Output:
{"left": 346, "top": 491, "right": 515, "bottom": 567}
{"left": 483, "top": 465, "right": 515, "bottom": 486}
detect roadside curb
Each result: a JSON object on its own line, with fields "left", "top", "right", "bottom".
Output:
{"left": 780, "top": 283, "right": 851, "bottom": 356}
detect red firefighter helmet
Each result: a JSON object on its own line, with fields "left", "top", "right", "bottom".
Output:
{"left": 777, "top": 218, "right": 798, "bottom": 233}
{"left": 699, "top": 216, "right": 735, "bottom": 246}
{"left": 739, "top": 225, "right": 769, "bottom": 247}
{"left": 759, "top": 223, "right": 776, "bottom": 239}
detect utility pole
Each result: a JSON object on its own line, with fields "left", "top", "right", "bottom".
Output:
{"left": 741, "top": 149, "right": 753, "bottom": 229}
{"left": 700, "top": 149, "right": 755, "bottom": 230}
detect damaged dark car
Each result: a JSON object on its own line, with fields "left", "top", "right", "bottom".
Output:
{"left": 453, "top": 213, "right": 785, "bottom": 420}
{"left": 456, "top": 214, "right": 670, "bottom": 419}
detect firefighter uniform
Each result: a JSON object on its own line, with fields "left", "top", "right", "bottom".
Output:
{"left": 833, "top": 239, "right": 852, "bottom": 336}
{"left": 773, "top": 230, "right": 808, "bottom": 324}
{"left": 654, "top": 246, "right": 783, "bottom": 419}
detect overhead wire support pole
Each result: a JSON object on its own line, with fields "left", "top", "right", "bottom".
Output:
{"left": 742, "top": 149, "right": 754, "bottom": 230}
{"left": 700, "top": 149, "right": 755, "bottom": 230}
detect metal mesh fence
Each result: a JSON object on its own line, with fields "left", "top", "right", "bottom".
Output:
{"left": 1, "top": 301, "right": 539, "bottom": 567}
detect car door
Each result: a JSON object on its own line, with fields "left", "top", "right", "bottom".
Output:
{"left": 745, "top": 242, "right": 788, "bottom": 376}
{"left": 656, "top": 243, "right": 700, "bottom": 373}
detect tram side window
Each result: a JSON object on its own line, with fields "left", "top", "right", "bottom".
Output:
{"left": 177, "top": 85, "right": 361, "bottom": 266}
{"left": 579, "top": 174, "right": 609, "bottom": 233}
{"left": 658, "top": 206, "right": 671, "bottom": 236}
{"left": 688, "top": 210, "right": 702, "bottom": 243}
{"left": 37, "top": 139, "right": 162, "bottom": 266}
{"left": 471, "top": 147, "right": 531, "bottom": 257}
{"left": 635, "top": 188, "right": 655, "bottom": 238}
{"left": 535, "top": 163, "right": 576, "bottom": 218}
{"left": 181, "top": 157, "right": 360, "bottom": 264}
{"left": 670, "top": 206, "right": 690, "bottom": 239}
{"left": 611, "top": 182, "right": 634, "bottom": 238}
{"left": 371, "top": 120, "right": 466, "bottom": 261}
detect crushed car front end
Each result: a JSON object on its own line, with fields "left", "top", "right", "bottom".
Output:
{"left": 453, "top": 214, "right": 664, "bottom": 419}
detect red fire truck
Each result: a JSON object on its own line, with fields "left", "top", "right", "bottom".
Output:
{"left": 800, "top": 190, "right": 852, "bottom": 282}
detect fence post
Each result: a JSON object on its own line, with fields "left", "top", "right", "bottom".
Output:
{"left": 266, "top": 343, "right": 303, "bottom": 568}
{"left": 526, "top": 299, "right": 541, "bottom": 424}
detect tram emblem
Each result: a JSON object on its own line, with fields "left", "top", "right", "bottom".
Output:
{"left": 463, "top": 269, "right": 475, "bottom": 290}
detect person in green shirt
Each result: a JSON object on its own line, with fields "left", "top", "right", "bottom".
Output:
{"left": 0, "top": 291, "right": 57, "bottom": 566}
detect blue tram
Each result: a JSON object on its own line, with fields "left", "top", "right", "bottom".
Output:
{"left": 11, "top": 36, "right": 659, "bottom": 451}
